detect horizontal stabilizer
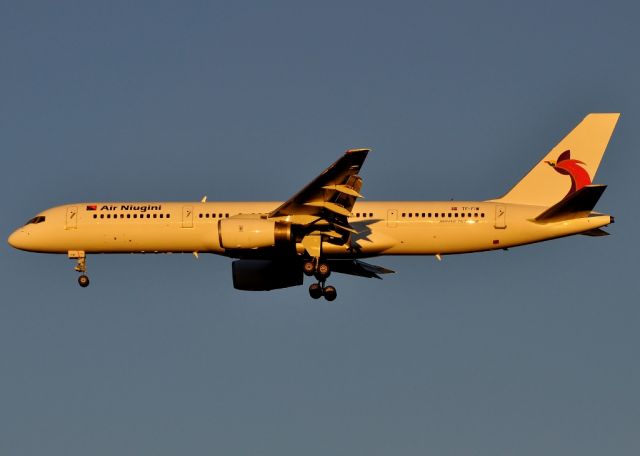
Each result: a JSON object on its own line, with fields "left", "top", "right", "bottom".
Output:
{"left": 328, "top": 259, "right": 395, "bottom": 279}
{"left": 580, "top": 228, "right": 610, "bottom": 237}
{"left": 534, "top": 184, "right": 607, "bottom": 223}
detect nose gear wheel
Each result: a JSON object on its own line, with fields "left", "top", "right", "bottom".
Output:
{"left": 69, "top": 251, "right": 91, "bottom": 288}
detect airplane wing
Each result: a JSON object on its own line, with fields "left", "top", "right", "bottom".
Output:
{"left": 269, "top": 148, "right": 369, "bottom": 221}
{"left": 328, "top": 259, "right": 395, "bottom": 279}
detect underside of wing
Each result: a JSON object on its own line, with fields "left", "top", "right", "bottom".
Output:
{"left": 328, "top": 259, "right": 395, "bottom": 279}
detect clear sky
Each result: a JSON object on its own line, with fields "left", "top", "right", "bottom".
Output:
{"left": 1, "top": 1, "right": 639, "bottom": 455}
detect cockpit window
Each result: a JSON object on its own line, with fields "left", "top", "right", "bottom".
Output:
{"left": 25, "top": 216, "right": 46, "bottom": 225}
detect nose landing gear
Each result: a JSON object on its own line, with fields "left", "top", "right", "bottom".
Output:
{"left": 78, "top": 274, "right": 90, "bottom": 287}
{"left": 69, "top": 250, "right": 90, "bottom": 288}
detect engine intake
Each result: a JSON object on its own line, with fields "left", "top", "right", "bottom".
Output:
{"left": 218, "top": 219, "right": 293, "bottom": 250}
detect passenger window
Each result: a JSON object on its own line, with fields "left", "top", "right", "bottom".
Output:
{"left": 402, "top": 213, "right": 406, "bottom": 217}
{"left": 147, "top": 214, "right": 151, "bottom": 218}
{"left": 153, "top": 214, "right": 157, "bottom": 218}
{"left": 93, "top": 214, "right": 97, "bottom": 219}
{"left": 133, "top": 214, "right": 137, "bottom": 218}
{"left": 127, "top": 214, "right": 131, "bottom": 219}
{"left": 369, "top": 213, "right": 373, "bottom": 217}
{"left": 434, "top": 213, "right": 438, "bottom": 218}
{"left": 167, "top": 214, "right": 171, "bottom": 219}
{"left": 100, "top": 214, "right": 104, "bottom": 219}
{"left": 461, "top": 213, "right": 465, "bottom": 218}
{"left": 408, "top": 213, "right": 412, "bottom": 218}
{"left": 198, "top": 214, "right": 202, "bottom": 218}
{"left": 225, "top": 213, "right": 229, "bottom": 218}
{"left": 481, "top": 213, "right": 485, "bottom": 218}
{"left": 159, "top": 214, "right": 163, "bottom": 218}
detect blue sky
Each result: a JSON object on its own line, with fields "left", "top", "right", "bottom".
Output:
{"left": 1, "top": 1, "right": 639, "bottom": 455}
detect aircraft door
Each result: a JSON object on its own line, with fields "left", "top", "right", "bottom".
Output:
{"left": 66, "top": 206, "right": 78, "bottom": 230}
{"left": 387, "top": 209, "right": 398, "bottom": 228}
{"left": 494, "top": 204, "right": 506, "bottom": 229}
{"left": 182, "top": 206, "right": 193, "bottom": 228}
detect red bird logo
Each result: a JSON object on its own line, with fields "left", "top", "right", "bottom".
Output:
{"left": 545, "top": 150, "right": 592, "bottom": 196}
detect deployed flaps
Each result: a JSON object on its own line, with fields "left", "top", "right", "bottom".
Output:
{"left": 268, "top": 149, "right": 369, "bottom": 218}
{"left": 304, "top": 201, "right": 352, "bottom": 217}
{"left": 322, "top": 184, "right": 363, "bottom": 198}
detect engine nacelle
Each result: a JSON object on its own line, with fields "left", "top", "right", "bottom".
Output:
{"left": 218, "top": 219, "right": 293, "bottom": 250}
{"left": 232, "top": 259, "right": 303, "bottom": 291}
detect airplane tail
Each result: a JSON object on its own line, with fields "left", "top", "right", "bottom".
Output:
{"left": 494, "top": 113, "right": 620, "bottom": 207}
{"left": 533, "top": 184, "right": 607, "bottom": 222}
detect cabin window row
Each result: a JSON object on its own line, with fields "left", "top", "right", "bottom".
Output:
{"left": 351, "top": 213, "right": 374, "bottom": 218}
{"left": 401, "top": 212, "right": 485, "bottom": 218}
{"left": 92, "top": 213, "right": 171, "bottom": 219}
{"left": 198, "top": 213, "right": 230, "bottom": 219}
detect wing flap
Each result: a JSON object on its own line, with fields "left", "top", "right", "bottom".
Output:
{"left": 269, "top": 149, "right": 369, "bottom": 219}
{"left": 304, "top": 201, "right": 352, "bottom": 217}
{"left": 322, "top": 184, "right": 364, "bottom": 198}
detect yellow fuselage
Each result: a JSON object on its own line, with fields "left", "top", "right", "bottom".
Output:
{"left": 8, "top": 201, "right": 611, "bottom": 257}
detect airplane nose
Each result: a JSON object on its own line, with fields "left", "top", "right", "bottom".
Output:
{"left": 8, "top": 229, "right": 28, "bottom": 250}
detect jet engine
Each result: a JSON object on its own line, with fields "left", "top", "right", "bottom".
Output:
{"left": 218, "top": 219, "right": 293, "bottom": 250}
{"left": 232, "top": 259, "right": 303, "bottom": 291}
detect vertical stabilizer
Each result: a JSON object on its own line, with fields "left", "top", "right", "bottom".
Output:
{"left": 495, "top": 113, "right": 620, "bottom": 207}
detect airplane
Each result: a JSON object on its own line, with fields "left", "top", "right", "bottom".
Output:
{"left": 8, "top": 113, "right": 619, "bottom": 301}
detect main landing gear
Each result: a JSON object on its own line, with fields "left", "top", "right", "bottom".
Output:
{"left": 69, "top": 251, "right": 90, "bottom": 288}
{"left": 303, "top": 258, "right": 337, "bottom": 301}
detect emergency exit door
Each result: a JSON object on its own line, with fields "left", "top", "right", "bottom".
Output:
{"left": 387, "top": 209, "right": 398, "bottom": 228}
{"left": 182, "top": 206, "right": 193, "bottom": 228}
{"left": 66, "top": 206, "right": 78, "bottom": 230}
{"left": 494, "top": 205, "right": 506, "bottom": 229}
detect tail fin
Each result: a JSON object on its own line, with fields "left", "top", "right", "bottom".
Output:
{"left": 495, "top": 113, "right": 620, "bottom": 206}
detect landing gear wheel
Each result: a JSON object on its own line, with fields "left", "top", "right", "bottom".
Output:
{"left": 315, "top": 262, "right": 331, "bottom": 281}
{"left": 309, "top": 283, "right": 323, "bottom": 299}
{"left": 323, "top": 285, "right": 337, "bottom": 302}
{"left": 303, "top": 260, "right": 316, "bottom": 277}
{"left": 78, "top": 275, "right": 90, "bottom": 288}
